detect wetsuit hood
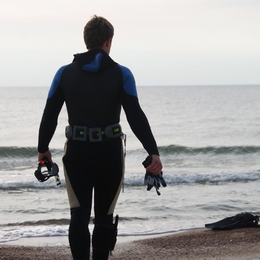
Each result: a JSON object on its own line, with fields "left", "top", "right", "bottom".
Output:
{"left": 73, "top": 48, "right": 117, "bottom": 73}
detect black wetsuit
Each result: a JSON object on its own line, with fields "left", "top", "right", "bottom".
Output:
{"left": 38, "top": 48, "right": 159, "bottom": 259}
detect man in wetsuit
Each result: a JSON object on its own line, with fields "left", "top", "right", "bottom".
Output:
{"left": 37, "top": 15, "right": 162, "bottom": 260}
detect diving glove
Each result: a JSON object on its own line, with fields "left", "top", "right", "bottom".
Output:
{"left": 142, "top": 155, "right": 166, "bottom": 196}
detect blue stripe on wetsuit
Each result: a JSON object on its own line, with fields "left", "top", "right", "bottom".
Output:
{"left": 82, "top": 53, "right": 103, "bottom": 72}
{"left": 118, "top": 65, "right": 138, "bottom": 98}
{"left": 48, "top": 65, "right": 67, "bottom": 99}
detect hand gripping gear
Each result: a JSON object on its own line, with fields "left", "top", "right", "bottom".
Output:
{"left": 34, "top": 158, "right": 61, "bottom": 185}
{"left": 142, "top": 155, "right": 167, "bottom": 196}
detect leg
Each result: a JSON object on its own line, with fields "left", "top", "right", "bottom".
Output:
{"left": 69, "top": 207, "right": 91, "bottom": 260}
{"left": 63, "top": 141, "right": 95, "bottom": 260}
{"left": 92, "top": 214, "right": 114, "bottom": 260}
{"left": 92, "top": 140, "right": 123, "bottom": 259}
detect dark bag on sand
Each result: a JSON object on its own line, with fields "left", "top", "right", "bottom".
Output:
{"left": 205, "top": 212, "right": 259, "bottom": 230}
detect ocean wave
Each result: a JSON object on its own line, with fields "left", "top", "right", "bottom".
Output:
{"left": 159, "top": 144, "right": 260, "bottom": 155}
{"left": 0, "top": 181, "right": 65, "bottom": 191}
{"left": 122, "top": 170, "right": 260, "bottom": 187}
{"left": 0, "top": 146, "right": 62, "bottom": 159}
{"left": 1, "top": 145, "right": 260, "bottom": 188}
{"left": 0, "top": 219, "right": 200, "bottom": 243}
{"left": 0, "top": 146, "right": 38, "bottom": 158}
{"left": 1, "top": 144, "right": 260, "bottom": 160}
{"left": 0, "top": 215, "right": 191, "bottom": 242}
{"left": 0, "top": 219, "right": 70, "bottom": 227}
{"left": 0, "top": 145, "right": 260, "bottom": 160}
{"left": 1, "top": 170, "right": 260, "bottom": 191}
{"left": 0, "top": 216, "right": 146, "bottom": 229}
{"left": 165, "top": 171, "right": 260, "bottom": 184}
{"left": 0, "top": 146, "right": 62, "bottom": 170}
{"left": 0, "top": 145, "right": 260, "bottom": 165}
{"left": 0, "top": 216, "right": 150, "bottom": 243}
{"left": 0, "top": 224, "right": 68, "bottom": 243}
{"left": 128, "top": 167, "right": 260, "bottom": 185}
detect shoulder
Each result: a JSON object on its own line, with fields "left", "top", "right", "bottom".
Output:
{"left": 116, "top": 64, "right": 137, "bottom": 97}
{"left": 117, "top": 64, "right": 133, "bottom": 78}
{"left": 47, "top": 65, "right": 69, "bottom": 98}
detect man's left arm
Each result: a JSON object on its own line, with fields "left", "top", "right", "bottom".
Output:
{"left": 119, "top": 65, "right": 162, "bottom": 174}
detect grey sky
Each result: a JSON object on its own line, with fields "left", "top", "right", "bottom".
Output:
{"left": 1, "top": 0, "right": 260, "bottom": 86}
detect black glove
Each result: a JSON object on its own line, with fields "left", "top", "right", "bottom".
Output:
{"left": 142, "top": 155, "right": 167, "bottom": 196}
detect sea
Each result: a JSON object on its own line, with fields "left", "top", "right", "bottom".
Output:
{"left": 1, "top": 85, "right": 260, "bottom": 244}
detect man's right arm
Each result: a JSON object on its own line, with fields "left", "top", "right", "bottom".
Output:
{"left": 37, "top": 67, "right": 66, "bottom": 153}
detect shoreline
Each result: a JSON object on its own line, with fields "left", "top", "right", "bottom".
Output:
{"left": 2, "top": 227, "right": 200, "bottom": 247}
{"left": 1, "top": 228, "right": 260, "bottom": 259}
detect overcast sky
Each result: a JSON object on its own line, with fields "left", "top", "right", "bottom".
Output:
{"left": 1, "top": 0, "right": 260, "bottom": 87}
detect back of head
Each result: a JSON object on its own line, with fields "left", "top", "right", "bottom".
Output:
{"left": 83, "top": 15, "right": 114, "bottom": 50}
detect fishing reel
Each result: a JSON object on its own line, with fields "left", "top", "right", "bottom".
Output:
{"left": 34, "top": 158, "right": 61, "bottom": 185}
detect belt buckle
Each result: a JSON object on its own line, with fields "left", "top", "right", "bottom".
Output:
{"left": 73, "top": 126, "right": 88, "bottom": 141}
{"left": 89, "top": 128, "right": 102, "bottom": 142}
{"left": 104, "top": 123, "right": 121, "bottom": 138}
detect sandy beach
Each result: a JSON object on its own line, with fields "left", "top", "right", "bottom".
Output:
{"left": 1, "top": 227, "right": 260, "bottom": 259}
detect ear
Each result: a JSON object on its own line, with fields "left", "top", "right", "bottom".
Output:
{"left": 102, "top": 37, "right": 113, "bottom": 54}
{"left": 104, "top": 37, "right": 112, "bottom": 47}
